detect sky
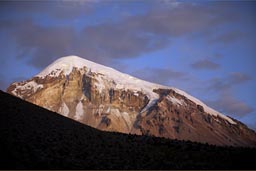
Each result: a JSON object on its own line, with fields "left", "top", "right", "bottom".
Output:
{"left": 0, "top": 0, "right": 255, "bottom": 130}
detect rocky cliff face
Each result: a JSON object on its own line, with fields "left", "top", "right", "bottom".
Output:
{"left": 135, "top": 89, "right": 256, "bottom": 146}
{"left": 8, "top": 68, "right": 148, "bottom": 134}
{"left": 7, "top": 56, "right": 256, "bottom": 147}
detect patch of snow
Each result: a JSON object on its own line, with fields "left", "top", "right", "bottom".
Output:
{"left": 166, "top": 95, "right": 184, "bottom": 106}
{"left": 215, "top": 118, "right": 221, "bottom": 123}
{"left": 133, "top": 91, "right": 139, "bottom": 96}
{"left": 96, "top": 104, "right": 104, "bottom": 117}
{"left": 109, "top": 108, "right": 132, "bottom": 130}
{"left": 94, "top": 76, "right": 105, "bottom": 93}
{"left": 11, "top": 87, "right": 18, "bottom": 97}
{"left": 106, "top": 107, "right": 110, "bottom": 113}
{"left": 19, "top": 81, "right": 43, "bottom": 92}
{"left": 59, "top": 102, "right": 69, "bottom": 117}
{"left": 110, "top": 108, "right": 121, "bottom": 117}
{"left": 75, "top": 101, "right": 84, "bottom": 120}
{"left": 48, "top": 69, "right": 62, "bottom": 77}
{"left": 12, "top": 80, "right": 43, "bottom": 97}
{"left": 140, "top": 99, "right": 158, "bottom": 113}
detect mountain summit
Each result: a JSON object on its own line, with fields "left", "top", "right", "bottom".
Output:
{"left": 7, "top": 55, "right": 256, "bottom": 146}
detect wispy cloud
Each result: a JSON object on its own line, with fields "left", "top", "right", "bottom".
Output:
{"left": 208, "top": 72, "right": 252, "bottom": 91}
{"left": 208, "top": 30, "right": 246, "bottom": 44}
{"left": 191, "top": 59, "right": 220, "bottom": 70}
{"left": 131, "top": 67, "right": 188, "bottom": 86}
{"left": 0, "top": 1, "right": 94, "bottom": 20}
{"left": 6, "top": 20, "right": 76, "bottom": 68}
{"left": 229, "top": 72, "right": 252, "bottom": 84}
{"left": 205, "top": 72, "right": 253, "bottom": 117}
{"left": 206, "top": 91, "right": 254, "bottom": 117}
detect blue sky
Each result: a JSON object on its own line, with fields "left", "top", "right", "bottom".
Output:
{"left": 0, "top": 0, "right": 255, "bottom": 130}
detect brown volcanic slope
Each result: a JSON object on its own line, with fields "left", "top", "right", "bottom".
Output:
{"left": 0, "top": 90, "right": 256, "bottom": 169}
{"left": 7, "top": 56, "right": 256, "bottom": 147}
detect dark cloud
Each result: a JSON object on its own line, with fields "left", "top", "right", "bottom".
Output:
{"left": 213, "top": 53, "right": 223, "bottom": 59}
{"left": 0, "top": 1, "right": 94, "bottom": 20}
{"left": 191, "top": 59, "right": 220, "bottom": 70}
{"left": 206, "top": 91, "right": 254, "bottom": 117}
{"left": 8, "top": 20, "right": 76, "bottom": 68}
{"left": 208, "top": 72, "right": 252, "bottom": 91}
{"left": 204, "top": 72, "right": 254, "bottom": 117}
{"left": 0, "top": 2, "right": 248, "bottom": 69}
{"left": 208, "top": 77, "right": 230, "bottom": 91}
{"left": 229, "top": 72, "right": 252, "bottom": 84}
{"left": 79, "top": 24, "right": 169, "bottom": 59}
{"left": 131, "top": 67, "right": 188, "bottom": 86}
{"left": 72, "top": 2, "right": 242, "bottom": 61}
{"left": 209, "top": 30, "right": 246, "bottom": 44}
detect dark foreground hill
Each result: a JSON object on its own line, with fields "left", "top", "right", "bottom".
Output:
{"left": 0, "top": 90, "right": 255, "bottom": 169}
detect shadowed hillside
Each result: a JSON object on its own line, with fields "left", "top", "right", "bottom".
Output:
{"left": 0, "top": 90, "right": 255, "bottom": 169}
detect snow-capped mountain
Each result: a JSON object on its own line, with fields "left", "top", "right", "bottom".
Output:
{"left": 7, "top": 55, "right": 256, "bottom": 146}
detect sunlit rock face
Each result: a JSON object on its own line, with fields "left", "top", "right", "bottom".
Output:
{"left": 7, "top": 56, "right": 256, "bottom": 147}
{"left": 8, "top": 67, "right": 149, "bottom": 134}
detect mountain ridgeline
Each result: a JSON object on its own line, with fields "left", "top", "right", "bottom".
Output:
{"left": 7, "top": 56, "right": 256, "bottom": 147}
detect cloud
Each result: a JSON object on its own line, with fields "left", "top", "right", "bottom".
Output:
{"left": 131, "top": 67, "right": 188, "bottom": 86}
{"left": 191, "top": 59, "right": 220, "bottom": 70}
{"left": 209, "top": 30, "right": 246, "bottom": 44}
{"left": 7, "top": 20, "right": 76, "bottom": 68}
{"left": 75, "top": 2, "right": 242, "bottom": 60}
{"left": 205, "top": 72, "right": 253, "bottom": 118}
{"left": 208, "top": 72, "right": 252, "bottom": 91}
{"left": 0, "top": 1, "right": 94, "bottom": 20}
{"left": 212, "top": 53, "right": 223, "bottom": 59}
{"left": 79, "top": 24, "right": 169, "bottom": 59}
{"left": 0, "top": 1, "right": 247, "bottom": 69}
{"left": 206, "top": 91, "right": 254, "bottom": 117}
{"left": 229, "top": 72, "right": 252, "bottom": 84}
